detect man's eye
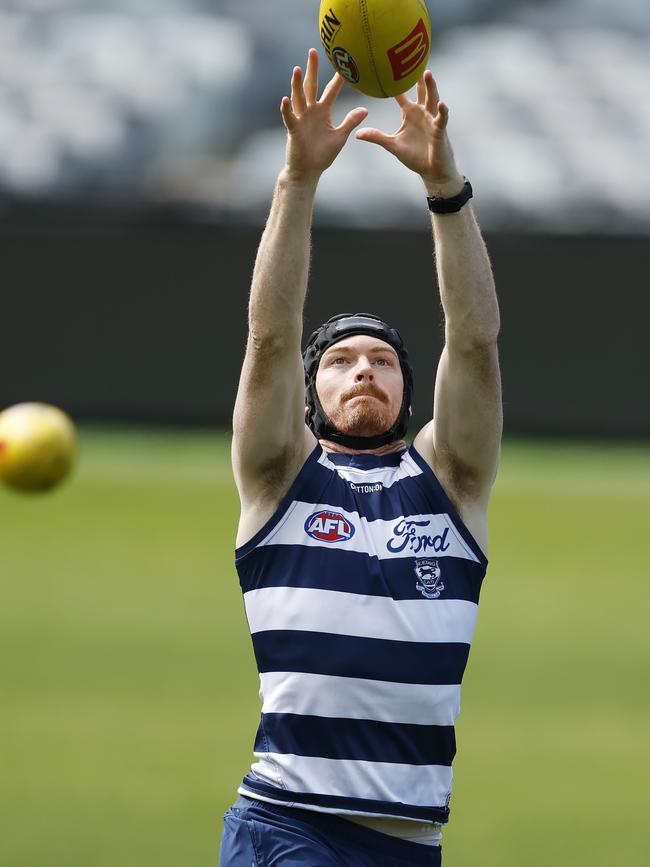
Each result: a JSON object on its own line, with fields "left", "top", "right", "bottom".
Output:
{"left": 374, "top": 358, "right": 389, "bottom": 366}
{"left": 332, "top": 357, "right": 346, "bottom": 365}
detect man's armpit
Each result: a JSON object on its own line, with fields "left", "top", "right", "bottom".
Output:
{"left": 437, "top": 448, "right": 486, "bottom": 507}
{"left": 237, "top": 439, "right": 305, "bottom": 506}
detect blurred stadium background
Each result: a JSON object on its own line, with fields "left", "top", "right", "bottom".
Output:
{"left": 1, "top": 1, "right": 648, "bottom": 865}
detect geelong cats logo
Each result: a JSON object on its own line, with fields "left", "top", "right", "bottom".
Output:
{"left": 415, "top": 558, "right": 444, "bottom": 599}
{"left": 305, "top": 510, "right": 355, "bottom": 543}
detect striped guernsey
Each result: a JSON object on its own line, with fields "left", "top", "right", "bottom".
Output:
{"left": 235, "top": 442, "right": 487, "bottom": 823}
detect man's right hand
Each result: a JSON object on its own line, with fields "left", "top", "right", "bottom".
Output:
{"left": 280, "top": 48, "right": 368, "bottom": 185}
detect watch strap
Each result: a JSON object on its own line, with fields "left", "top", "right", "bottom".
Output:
{"left": 427, "top": 179, "right": 473, "bottom": 214}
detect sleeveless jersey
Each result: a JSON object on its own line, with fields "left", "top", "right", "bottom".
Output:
{"left": 235, "top": 443, "right": 487, "bottom": 823}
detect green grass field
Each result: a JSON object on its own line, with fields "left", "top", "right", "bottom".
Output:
{"left": 1, "top": 429, "right": 648, "bottom": 866}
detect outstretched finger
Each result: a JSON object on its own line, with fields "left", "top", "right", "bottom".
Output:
{"left": 416, "top": 76, "right": 426, "bottom": 105}
{"left": 291, "top": 66, "right": 307, "bottom": 114}
{"left": 435, "top": 101, "right": 450, "bottom": 130}
{"left": 280, "top": 95, "right": 297, "bottom": 131}
{"left": 394, "top": 92, "right": 413, "bottom": 110}
{"left": 424, "top": 71, "right": 440, "bottom": 114}
{"left": 355, "top": 126, "right": 398, "bottom": 155}
{"left": 320, "top": 71, "right": 345, "bottom": 105}
{"left": 337, "top": 107, "right": 369, "bottom": 138}
{"left": 303, "top": 48, "right": 319, "bottom": 104}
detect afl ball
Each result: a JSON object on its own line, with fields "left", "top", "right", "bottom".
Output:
{"left": 0, "top": 402, "right": 77, "bottom": 493}
{"left": 319, "top": 0, "right": 432, "bottom": 98}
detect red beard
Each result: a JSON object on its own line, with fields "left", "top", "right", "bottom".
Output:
{"left": 328, "top": 385, "right": 395, "bottom": 438}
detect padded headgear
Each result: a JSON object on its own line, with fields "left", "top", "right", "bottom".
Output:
{"left": 302, "top": 313, "right": 414, "bottom": 450}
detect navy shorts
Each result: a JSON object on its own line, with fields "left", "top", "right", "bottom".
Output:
{"left": 219, "top": 796, "right": 442, "bottom": 866}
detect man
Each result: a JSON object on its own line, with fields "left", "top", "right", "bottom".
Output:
{"left": 220, "top": 48, "right": 501, "bottom": 866}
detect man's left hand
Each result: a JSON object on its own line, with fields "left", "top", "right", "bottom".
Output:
{"left": 356, "top": 71, "right": 464, "bottom": 196}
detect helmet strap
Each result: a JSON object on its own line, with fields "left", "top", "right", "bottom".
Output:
{"left": 306, "top": 381, "right": 409, "bottom": 450}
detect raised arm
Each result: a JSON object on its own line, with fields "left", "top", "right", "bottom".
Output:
{"left": 356, "top": 73, "right": 502, "bottom": 544}
{"left": 232, "top": 50, "right": 368, "bottom": 537}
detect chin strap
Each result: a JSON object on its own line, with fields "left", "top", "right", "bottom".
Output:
{"left": 309, "top": 386, "right": 408, "bottom": 450}
{"left": 303, "top": 313, "right": 414, "bottom": 451}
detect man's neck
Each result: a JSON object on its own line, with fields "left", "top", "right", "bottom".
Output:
{"left": 319, "top": 438, "right": 407, "bottom": 456}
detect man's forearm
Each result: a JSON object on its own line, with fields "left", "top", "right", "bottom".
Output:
{"left": 248, "top": 170, "right": 318, "bottom": 348}
{"left": 428, "top": 202, "right": 500, "bottom": 349}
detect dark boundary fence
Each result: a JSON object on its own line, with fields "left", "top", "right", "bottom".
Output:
{"left": 1, "top": 216, "right": 648, "bottom": 437}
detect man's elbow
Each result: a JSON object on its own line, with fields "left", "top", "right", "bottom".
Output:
{"left": 248, "top": 329, "right": 285, "bottom": 359}
{"left": 445, "top": 302, "right": 500, "bottom": 351}
{"left": 249, "top": 320, "right": 303, "bottom": 358}
{"left": 446, "top": 325, "right": 500, "bottom": 356}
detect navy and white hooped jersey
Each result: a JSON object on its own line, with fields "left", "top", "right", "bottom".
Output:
{"left": 235, "top": 443, "right": 488, "bottom": 824}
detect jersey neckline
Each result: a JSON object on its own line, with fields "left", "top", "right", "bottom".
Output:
{"left": 323, "top": 449, "right": 407, "bottom": 469}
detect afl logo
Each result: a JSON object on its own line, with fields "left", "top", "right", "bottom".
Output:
{"left": 332, "top": 47, "right": 360, "bottom": 83}
{"left": 305, "top": 510, "right": 356, "bottom": 543}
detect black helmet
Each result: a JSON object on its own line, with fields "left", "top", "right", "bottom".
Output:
{"left": 302, "top": 313, "right": 414, "bottom": 450}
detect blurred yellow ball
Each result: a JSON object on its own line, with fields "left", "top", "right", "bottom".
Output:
{"left": 0, "top": 403, "right": 77, "bottom": 492}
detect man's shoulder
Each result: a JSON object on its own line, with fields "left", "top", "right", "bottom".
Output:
{"left": 234, "top": 426, "right": 318, "bottom": 549}
{"left": 411, "top": 421, "right": 490, "bottom": 557}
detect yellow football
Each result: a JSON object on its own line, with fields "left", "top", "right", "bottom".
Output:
{"left": 319, "top": 0, "right": 432, "bottom": 98}
{"left": 0, "top": 402, "right": 77, "bottom": 493}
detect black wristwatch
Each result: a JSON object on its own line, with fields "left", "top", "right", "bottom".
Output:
{"left": 427, "top": 179, "right": 473, "bottom": 214}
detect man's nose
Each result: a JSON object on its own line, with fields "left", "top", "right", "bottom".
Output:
{"left": 354, "top": 357, "right": 373, "bottom": 381}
